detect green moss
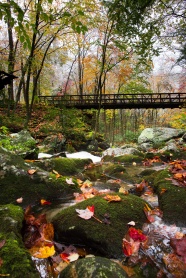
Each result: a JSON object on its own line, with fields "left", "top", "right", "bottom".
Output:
{"left": 103, "top": 163, "right": 139, "bottom": 183}
{"left": 114, "top": 154, "right": 144, "bottom": 163}
{"left": 0, "top": 137, "right": 35, "bottom": 152}
{"left": 0, "top": 172, "right": 80, "bottom": 206}
{"left": 0, "top": 235, "right": 39, "bottom": 278}
{"left": 104, "top": 164, "right": 127, "bottom": 176}
{"left": 0, "top": 204, "right": 23, "bottom": 219}
{"left": 36, "top": 157, "right": 91, "bottom": 176}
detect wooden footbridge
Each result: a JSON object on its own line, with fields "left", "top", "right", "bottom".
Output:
{"left": 39, "top": 92, "right": 186, "bottom": 109}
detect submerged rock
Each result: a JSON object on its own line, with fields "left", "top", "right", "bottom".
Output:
{"left": 60, "top": 256, "right": 128, "bottom": 278}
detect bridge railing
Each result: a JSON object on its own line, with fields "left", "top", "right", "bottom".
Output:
{"left": 38, "top": 92, "right": 185, "bottom": 108}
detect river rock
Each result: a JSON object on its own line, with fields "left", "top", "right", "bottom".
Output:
{"left": 41, "top": 133, "right": 66, "bottom": 153}
{"left": 0, "top": 147, "right": 83, "bottom": 206}
{"left": 102, "top": 147, "right": 141, "bottom": 157}
{"left": 138, "top": 127, "right": 185, "bottom": 145}
{"left": 159, "top": 140, "right": 178, "bottom": 153}
{"left": 182, "top": 133, "right": 186, "bottom": 142}
{"left": 52, "top": 193, "right": 149, "bottom": 258}
{"left": 153, "top": 169, "right": 186, "bottom": 227}
{"left": 60, "top": 256, "right": 128, "bottom": 278}
{"left": 1, "top": 130, "right": 38, "bottom": 159}
{"left": 0, "top": 204, "right": 40, "bottom": 278}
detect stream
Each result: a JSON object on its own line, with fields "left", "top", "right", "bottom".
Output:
{"left": 31, "top": 152, "right": 186, "bottom": 278}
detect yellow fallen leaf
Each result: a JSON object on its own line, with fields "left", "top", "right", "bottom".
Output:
{"left": 103, "top": 195, "right": 121, "bottom": 202}
{"left": 33, "top": 245, "right": 55, "bottom": 259}
{"left": 52, "top": 169, "right": 61, "bottom": 178}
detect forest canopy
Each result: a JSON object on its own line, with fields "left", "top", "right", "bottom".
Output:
{"left": 0, "top": 0, "right": 185, "bottom": 132}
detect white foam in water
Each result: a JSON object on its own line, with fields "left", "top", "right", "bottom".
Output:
{"left": 38, "top": 153, "right": 53, "bottom": 159}
{"left": 65, "top": 151, "right": 102, "bottom": 163}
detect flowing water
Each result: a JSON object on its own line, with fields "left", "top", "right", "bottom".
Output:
{"left": 31, "top": 152, "right": 186, "bottom": 278}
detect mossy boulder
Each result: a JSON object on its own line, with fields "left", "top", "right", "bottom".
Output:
{"left": 153, "top": 169, "right": 186, "bottom": 226}
{"left": 60, "top": 256, "right": 128, "bottom": 278}
{"left": 0, "top": 147, "right": 81, "bottom": 206}
{"left": 113, "top": 154, "right": 144, "bottom": 163}
{"left": 52, "top": 193, "right": 149, "bottom": 258}
{"left": 36, "top": 157, "right": 91, "bottom": 176}
{"left": 0, "top": 130, "right": 38, "bottom": 159}
{"left": 0, "top": 204, "right": 39, "bottom": 278}
{"left": 103, "top": 163, "right": 142, "bottom": 184}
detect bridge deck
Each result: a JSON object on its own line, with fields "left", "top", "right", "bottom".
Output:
{"left": 39, "top": 93, "right": 186, "bottom": 109}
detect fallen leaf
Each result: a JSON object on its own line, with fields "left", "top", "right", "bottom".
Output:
{"left": 60, "top": 253, "right": 70, "bottom": 263}
{"left": 135, "top": 179, "right": 148, "bottom": 192}
{"left": 27, "top": 169, "right": 36, "bottom": 175}
{"left": 128, "top": 221, "right": 136, "bottom": 226}
{"left": 80, "top": 179, "right": 93, "bottom": 189}
{"left": 75, "top": 206, "right": 94, "bottom": 220}
{"left": 67, "top": 252, "right": 79, "bottom": 262}
{"left": 76, "top": 179, "right": 83, "bottom": 186}
{"left": 39, "top": 223, "right": 54, "bottom": 241}
{"left": 75, "top": 206, "right": 102, "bottom": 223}
{"left": 143, "top": 204, "right": 163, "bottom": 223}
{"left": 16, "top": 197, "right": 23, "bottom": 203}
{"left": 40, "top": 199, "right": 52, "bottom": 205}
{"left": 66, "top": 178, "right": 75, "bottom": 185}
{"left": 122, "top": 238, "right": 140, "bottom": 257}
{"left": 103, "top": 194, "right": 121, "bottom": 202}
{"left": 52, "top": 169, "right": 59, "bottom": 175}
{"left": 128, "top": 227, "right": 147, "bottom": 242}
{"left": 32, "top": 245, "right": 55, "bottom": 259}
{"left": 160, "top": 188, "right": 167, "bottom": 195}
{"left": 52, "top": 170, "right": 61, "bottom": 178}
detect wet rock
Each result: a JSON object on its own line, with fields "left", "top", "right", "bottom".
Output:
{"left": 52, "top": 193, "right": 149, "bottom": 258}
{"left": 153, "top": 169, "right": 186, "bottom": 227}
{"left": 0, "top": 204, "right": 40, "bottom": 278}
{"left": 0, "top": 147, "right": 81, "bottom": 206}
{"left": 60, "top": 256, "right": 128, "bottom": 278}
